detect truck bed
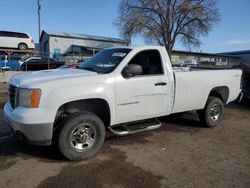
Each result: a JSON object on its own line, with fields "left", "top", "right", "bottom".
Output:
{"left": 171, "top": 68, "right": 242, "bottom": 113}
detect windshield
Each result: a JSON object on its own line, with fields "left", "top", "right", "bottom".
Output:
{"left": 79, "top": 48, "right": 131, "bottom": 74}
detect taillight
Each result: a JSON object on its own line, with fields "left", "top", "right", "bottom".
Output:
{"left": 31, "top": 39, "right": 34, "bottom": 43}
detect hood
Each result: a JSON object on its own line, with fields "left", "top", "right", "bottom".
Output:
{"left": 10, "top": 69, "right": 98, "bottom": 87}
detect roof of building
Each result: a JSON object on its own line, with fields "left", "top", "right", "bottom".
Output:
{"left": 71, "top": 44, "right": 104, "bottom": 50}
{"left": 40, "top": 30, "right": 127, "bottom": 44}
{"left": 219, "top": 50, "right": 250, "bottom": 55}
{"left": 172, "top": 50, "right": 240, "bottom": 58}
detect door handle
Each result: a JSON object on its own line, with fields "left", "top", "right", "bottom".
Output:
{"left": 155, "top": 82, "right": 167, "bottom": 86}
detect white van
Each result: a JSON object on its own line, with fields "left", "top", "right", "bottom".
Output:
{"left": 0, "top": 30, "right": 35, "bottom": 50}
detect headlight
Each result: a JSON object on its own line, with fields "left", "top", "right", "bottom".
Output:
{"left": 18, "top": 88, "right": 41, "bottom": 108}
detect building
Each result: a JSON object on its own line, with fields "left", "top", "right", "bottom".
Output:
{"left": 39, "top": 30, "right": 248, "bottom": 66}
{"left": 39, "top": 30, "right": 128, "bottom": 60}
{"left": 220, "top": 50, "right": 250, "bottom": 64}
{"left": 171, "top": 50, "right": 241, "bottom": 67}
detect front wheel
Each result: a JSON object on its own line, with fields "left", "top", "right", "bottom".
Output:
{"left": 57, "top": 112, "right": 106, "bottom": 160}
{"left": 199, "top": 97, "right": 224, "bottom": 128}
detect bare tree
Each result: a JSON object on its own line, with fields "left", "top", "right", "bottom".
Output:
{"left": 115, "top": 0, "right": 220, "bottom": 56}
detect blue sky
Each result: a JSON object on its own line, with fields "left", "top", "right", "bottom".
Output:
{"left": 0, "top": 0, "right": 249, "bottom": 53}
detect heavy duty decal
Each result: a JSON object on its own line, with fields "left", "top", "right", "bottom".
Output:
{"left": 118, "top": 101, "right": 140, "bottom": 106}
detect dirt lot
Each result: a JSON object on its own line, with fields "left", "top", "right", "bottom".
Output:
{"left": 0, "top": 83, "right": 249, "bottom": 188}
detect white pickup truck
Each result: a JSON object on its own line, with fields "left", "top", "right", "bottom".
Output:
{"left": 4, "top": 46, "right": 241, "bottom": 160}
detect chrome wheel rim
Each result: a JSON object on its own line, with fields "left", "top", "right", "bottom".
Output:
{"left": 209, "top": 103, "right": 221, "bottom": 122}
{"left": 70, "top": 123, "right": 96, "bottom": 152}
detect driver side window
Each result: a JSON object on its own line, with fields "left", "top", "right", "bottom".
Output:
{"left": 122, "top": 50, "right": 163, "bottom": 78}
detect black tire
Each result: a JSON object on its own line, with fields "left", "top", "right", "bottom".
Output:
{"left": 199, "top": 96, "right": 224, "bottom": 128}
{"left": 18, "top": 43, "right": 28, "bottom": 50}
{"left": 57, "top": 112, "right": 105, "bottom": 161}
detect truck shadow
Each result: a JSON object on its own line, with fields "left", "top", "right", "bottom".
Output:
{"left": 159, "top": 112, "right": 205, "bottom": 129}
{"left": 0, "top": 114, "right": 205, "bottom": 162}
{"left": 0, "top": 137, "right": 64, "bottom": 163}
{"left": 160, "top": 116, "right": 203, "bottom": 128}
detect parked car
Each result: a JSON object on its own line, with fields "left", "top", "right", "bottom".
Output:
{"left": 20, "top": 57, "right": 65, "bottom": 71}
{"left": 0, "top": 30, "right": 35, "bottom": 50}
{"left": 4, "top": 46, "right": 241, "bottom": 160}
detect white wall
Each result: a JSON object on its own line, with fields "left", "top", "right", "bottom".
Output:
{"left": 49, "top": 37, "right": 125, "bottom": 56}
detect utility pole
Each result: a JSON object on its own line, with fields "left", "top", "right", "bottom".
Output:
{"left": 37, "top": 0, "right": 41, "bottom": 39}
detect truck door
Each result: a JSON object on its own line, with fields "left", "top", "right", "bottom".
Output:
{"left": 115, "top": 49, "right": 170, "bottom": 124}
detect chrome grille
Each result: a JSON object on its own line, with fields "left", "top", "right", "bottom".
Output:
{"left": 9, "top": 84, "right": 17, "bottom": 109}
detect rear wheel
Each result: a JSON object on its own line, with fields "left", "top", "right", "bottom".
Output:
{"left": 18, "top": 43, "right": 28, "bottom": 50}
{"left": 199, "top": 97, "right": 224, "bottom": 128}
{"left": 56, "top": 112, "right": 105, "bottom": 160}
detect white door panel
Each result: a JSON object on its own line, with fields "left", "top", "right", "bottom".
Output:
{"left": 115, "top": 75, "right": 169, "bottom": 124}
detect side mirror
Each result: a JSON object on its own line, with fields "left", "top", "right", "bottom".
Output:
{"left": 122, "top": 64, "right": 143, "bottom": 78}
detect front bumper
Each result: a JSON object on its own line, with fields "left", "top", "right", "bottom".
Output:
{"left": 4, "top": 103, "right": 53, "bottom": 145}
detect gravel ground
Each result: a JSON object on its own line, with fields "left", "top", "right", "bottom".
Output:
{"left": 0, "top": 83, "right": 249, "bottom": 188}
{"left": 0, "top": 83, "right": 10, "bottom": 137}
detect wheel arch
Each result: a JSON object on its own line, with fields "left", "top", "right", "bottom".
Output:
{"left": 54, "top": 98, "right": 111, "bottom": 128}
{"left": 208, "top": 86, "right": 229, "bottom": 104}
{"left": 18, "top": 42, "right": 28, "bottom": 49}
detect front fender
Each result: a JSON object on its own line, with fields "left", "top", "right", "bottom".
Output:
{"left": 40, "top": 83, "right": 115, "bottom": 125}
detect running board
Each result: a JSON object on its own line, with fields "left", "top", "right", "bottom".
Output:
{"left": 108, "top": 119, "right": 161, "bottom": 136}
